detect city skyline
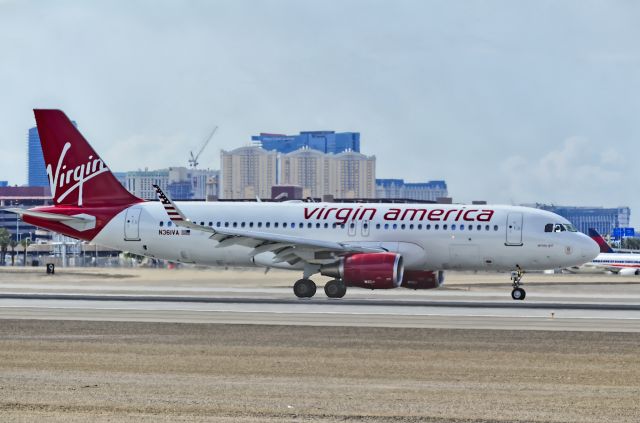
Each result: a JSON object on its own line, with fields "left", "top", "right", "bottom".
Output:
{"left": 1, "top": 2, "right": 639, "bottom": 225}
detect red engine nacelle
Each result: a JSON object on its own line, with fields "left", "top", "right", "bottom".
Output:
{"left": 320, "top": 253, "right": 404, "bottom": 289}
{"left": 401, "top": 270, "right": 445, "bottom": 289}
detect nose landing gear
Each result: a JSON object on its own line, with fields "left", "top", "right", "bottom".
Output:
{"left": 510, "top": 266, "right": 526, "bottom": 300}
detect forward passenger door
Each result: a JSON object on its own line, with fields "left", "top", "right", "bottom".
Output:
{"left": 505, "top": 212, "right": 523, "bottom": 246}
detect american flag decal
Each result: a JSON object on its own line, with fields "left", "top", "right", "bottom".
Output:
{"left": 153, "top": 184, "right": 183, "bottom": 222}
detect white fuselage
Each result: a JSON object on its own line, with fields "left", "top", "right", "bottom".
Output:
{"left": 571, "top": 252, "right": 640, "bottom": 274}
{"left": 92, "top": 201, "right": 598, "bottom": 272}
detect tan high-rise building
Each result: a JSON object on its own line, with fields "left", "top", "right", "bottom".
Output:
{"left": 329, "top": 150, "right": 376, "bottom": 199}
{"left": 280, "top": 148, "right": 329, "bottom": 198}
{"left": 280, "top": 148, "right": 375, "bottom": 199}
{"left": 221, "top": 146, "right": 277, "bottom": 199}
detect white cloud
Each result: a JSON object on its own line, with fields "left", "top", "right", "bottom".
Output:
{"left": 500, "top": 136, "right": 627, "bottom": 206}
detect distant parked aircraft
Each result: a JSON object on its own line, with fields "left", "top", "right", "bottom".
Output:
{"left": 565, "top": 228, "right": 640, "bottom": 275}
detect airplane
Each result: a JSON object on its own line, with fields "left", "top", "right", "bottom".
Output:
{"left": 7, "top": 110, "right": 600, "bottom": 300}
{"left": 565, "top": 228, "right": 640, "bottom": 275}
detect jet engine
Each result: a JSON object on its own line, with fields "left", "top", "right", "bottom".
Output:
{"left": 617, "top": 268, "right": 640, "bottom": 276}
{"left": 320, "top": 253, "right": 404, "bottom": 289}
{"left": 401, "top": 270, "right": 445, "bottom": 289}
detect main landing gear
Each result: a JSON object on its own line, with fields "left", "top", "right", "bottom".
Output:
{"left": 324, "top": 279, "right": 347, "bottom": 299}
{"left": 292, "top": 278, "right": 347, "bottom": 299}
{"left": 293, "top": 279, "right": 317, "bottom": 298}
{"left": 510, "top": 266, "right": 526, "bottom": 300}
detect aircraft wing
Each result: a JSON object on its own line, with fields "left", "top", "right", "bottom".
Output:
{"left": 152, "top": 185, "right": 385, "bottom": 262}
{"left": 571, "top": 261, "right": 630, "bottom": 274}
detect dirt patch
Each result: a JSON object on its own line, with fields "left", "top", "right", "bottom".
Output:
{"left": 0, "top": 320, "right": 638, "bottom": 422}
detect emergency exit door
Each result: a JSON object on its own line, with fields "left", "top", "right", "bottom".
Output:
{"left": 505, "top": 212, "right": 523, "bottom": 246}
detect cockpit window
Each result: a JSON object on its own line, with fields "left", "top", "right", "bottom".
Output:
{"left": 545, "top": 223, "right": 577, "bottom": 233}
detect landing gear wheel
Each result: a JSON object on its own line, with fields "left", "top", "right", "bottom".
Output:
{"left": 293, "top": 279, "right": 316, "bottom": 298}
{"left": 324, "top": 279, "right": 347, "bottom": 299}
{"left": 510, "top": 266, "right": 526, "bottom": 301}
{"left": 511, "top": 287, "right": 526, "bottom": 301}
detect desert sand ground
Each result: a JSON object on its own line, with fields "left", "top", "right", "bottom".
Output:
{"left": 0, "top": 320, "right": 638, "bottom": 422}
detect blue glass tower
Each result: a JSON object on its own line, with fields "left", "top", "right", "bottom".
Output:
{"left": 252, "top": 131, "right": 360, "bottom": 154}
{"left": 28, "top": 121, "right": 77, "bottom": 187}
{"left": 27, "top": 127, "right": 48, "bottom": 187}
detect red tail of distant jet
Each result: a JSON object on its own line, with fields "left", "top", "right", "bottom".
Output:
{"left": 588, "top": 228, "right": 614, "bottom": 253}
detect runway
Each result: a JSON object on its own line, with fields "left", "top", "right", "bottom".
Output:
{"left": 1, "top": 291, "right": 639, "bottom": 332}
{"left": 1, "top": 268, "right": 639, "bottom": 332}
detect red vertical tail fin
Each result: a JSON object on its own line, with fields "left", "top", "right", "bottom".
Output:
{"left": 588, "top": 228, "right": 614, "bottom": 253}
{"left": 34, "top": 109, "right": 141, "bottom": 207}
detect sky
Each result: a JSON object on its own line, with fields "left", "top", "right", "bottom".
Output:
{"left": 1, "top": 0, "right": 639, "bottom": 225}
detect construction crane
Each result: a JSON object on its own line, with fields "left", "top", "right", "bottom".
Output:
{"left": 189, "top": 125, "right": 218, "bottom": 169}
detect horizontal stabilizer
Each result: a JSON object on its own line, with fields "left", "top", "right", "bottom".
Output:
{"left": 6, "top": 208, "right": 96, "bottom": 232}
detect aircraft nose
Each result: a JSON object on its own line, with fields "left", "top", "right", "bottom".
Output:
{"left": 580, "top": 234, "right": 600, "bottom": 261}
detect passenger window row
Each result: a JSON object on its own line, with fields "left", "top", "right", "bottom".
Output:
{"left": 375, "top": 223, "right": 498, "bottom": 231}
{"left": 159, "top": 220, "right": 500, "bottom": 232}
